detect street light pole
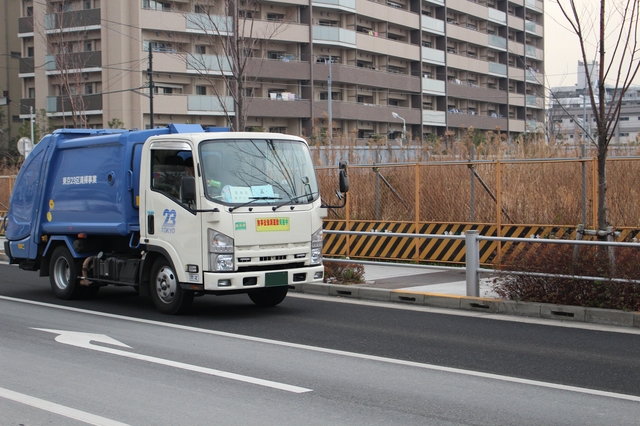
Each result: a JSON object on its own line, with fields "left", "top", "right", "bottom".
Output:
{"left": 391, "top": 112, "right": 406, "bottom": 146}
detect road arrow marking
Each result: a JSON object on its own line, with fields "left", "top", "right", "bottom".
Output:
{"left": 33, "top": 328, "right": 312, "bottom": 394}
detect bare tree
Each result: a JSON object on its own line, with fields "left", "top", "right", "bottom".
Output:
{"left": 40, "top": 1, "right": 94, "bottom": 128}
{"left": 556, "top": 0, "right": 640, "bottom": 234}
{"left": 181, "top": 0, "right": 293, "bottom": 131}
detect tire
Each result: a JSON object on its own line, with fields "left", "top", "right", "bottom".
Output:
{"left": 150, "top": 258, "right": 194, "bottom": 315}
{"left": 248, "top": 286, "right": 289, "bottom": 307}
{"left": 49, "top": 246, "right": 85, "bottom": 300}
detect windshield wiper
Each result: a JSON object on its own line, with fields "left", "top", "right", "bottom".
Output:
{"left": 229, "top": 196, "right": 282, "bottom": 212}
{"left": 272, "top": 192, "right": 318, "bottom": 211}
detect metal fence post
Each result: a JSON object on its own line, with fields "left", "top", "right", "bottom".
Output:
{"left": 465, "top": 230, "right": 479, "bottom": 297}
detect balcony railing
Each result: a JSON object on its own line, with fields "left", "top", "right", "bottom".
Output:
{"left": 19, "top": 57, "right": 34, "bottom": 74}
{"left": 18, "top": 16, "right": 34, "bottom": 34}
{"left": 188, "top": 95, "right": 234, "bottom": 113}
{"left": 186, "top": 54, "right": 232, "bottom": 73}
{"left": 489, "top": 62, "right": 507, "bottom": 76}
{"left": 312, "top": 0, "right": 356, "bottom": 12}
{"left": 312, "top": 26, "right": 356, "bottom": 46}
{"left": 46, "top": 94, "right": 103, "bottom": 113}
{"left": 45, "top": 9, "right": 101, "bottom": 30}
{"left": 186, "top": 13, "right": 232, "bottom": 33}
{"left": 45, "top": 51, "right": 102, "bottom": 71}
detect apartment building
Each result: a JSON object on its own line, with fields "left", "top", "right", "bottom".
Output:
{"left": 1, "top": 0, "right": 22, "bottom": 141}
{"left": 549, "top": 86, "right": 640, "bottom": 146}
{"left": 13, "top": 0, "right": 545, "bottom": 143}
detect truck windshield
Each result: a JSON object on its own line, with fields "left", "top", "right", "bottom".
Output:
{"left": 200, "top": 139, "right": 319, "bottom": 206}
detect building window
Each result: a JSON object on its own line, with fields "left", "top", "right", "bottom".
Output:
{"left": 143, "top": 0, "right": 171, "bottom": 11}
{"left": 26, "top": 6, "right": 33, "bottom": 16}
{"left": 266, "top": 13, "right": 284, "bottom": 22}
{"left": 85, "top": 83, "right": 93, "bottom": 94}
{"left": 620, "top": 116, "right": 629, "bottom": 121}
{"left": 269, "top": 127, "right": 287, "bottom": 133}
{"left": 195, "top": 45, "right": 206, "bottom": 54}
{"left": 195, "top": 85, "right": 207, "bottom": 95}
{"left": 84, "top": 1, "right": 92, "bottom": 9}
{"left": 28, "top": 88, "right": 35, "bottom": 98}
{"left": 27, "top": 47, "right": 34, "bottom": 57}
{"left": 194, "top": 4, "right": 208, "bottom": 13}
{"left": 85, "top": 42, "right": 93, "bottom": 51}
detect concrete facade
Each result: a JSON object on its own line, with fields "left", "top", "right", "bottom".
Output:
{"left": 10, "top": 0, "right": 545, "bottom": 142}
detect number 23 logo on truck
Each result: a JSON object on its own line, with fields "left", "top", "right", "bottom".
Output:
{"left": 162, "top": 209, "right": 177, "bottom": 233}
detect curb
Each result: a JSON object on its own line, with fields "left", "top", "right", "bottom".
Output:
{"left": 290, "top": 283, "right": 640, "bottom": 329}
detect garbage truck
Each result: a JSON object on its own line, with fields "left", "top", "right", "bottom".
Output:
{"left": 4, "top": 124, "right": 348, "bottom": 314}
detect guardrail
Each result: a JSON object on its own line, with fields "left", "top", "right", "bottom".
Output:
{"left": 323, "top": 230, "right": 640, "bottom": 297}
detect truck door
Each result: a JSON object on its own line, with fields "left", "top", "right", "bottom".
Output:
{"left": 144, "top": 141, "right": 202, "bottom": 283}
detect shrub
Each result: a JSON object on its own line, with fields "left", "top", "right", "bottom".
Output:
{"left": 324, "top": 261, "right": 366, "bottom": 285}
{"left": 494, "top": 243, "right": 640, "bottom": 311}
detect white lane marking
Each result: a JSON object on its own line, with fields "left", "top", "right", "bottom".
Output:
{"left": 32, "top": 328, "right": 311, "bottom": 394}
{"left": 0, "top": 385, "right": 130, "bottom": 426}
{"left": 2, "top": 296, "right": 640, "bottom": 403}
{"left": 289, "top": 293, "right": 640, "bottom": 335}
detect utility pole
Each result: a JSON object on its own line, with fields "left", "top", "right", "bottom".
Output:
{"left": 327, "top": 55, "right": 332, "bottom": 147}
{"left": 148, "top": 46, "right": 154, "bottom": 129}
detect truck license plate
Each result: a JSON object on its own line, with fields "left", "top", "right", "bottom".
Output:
{"left": 265, "top": 271, "right": 288, "bottom": 287}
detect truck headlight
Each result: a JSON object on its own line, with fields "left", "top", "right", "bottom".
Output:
{"left": 209, "top": 229, "right": 234, "bottom": 271}
{"left": 311, "top": 228, "right": 323, "bottom": 265}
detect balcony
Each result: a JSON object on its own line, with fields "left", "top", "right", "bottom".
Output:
{"left": 246, "top": 58, "right": 310, "bottom": 80}
{"left": 188, "top": 95, "right": 234, "bottom": 114}
{"left": 489, "top": 62, "right": 507, "bottom": 76}
{"left": 447, "top": 112, "right": 508, "bottom": 131}
{"left": 422, "top": 46, "right": 445, "bottom": 65}
{"left": 526, "top": 95, "right": 544, "bottom": 109}
{"left": 356, "top": 34, "right": 419, "bottom": 61}
{"left": 247, "top": 97, "right": 311, "bottom": 118}
{"left": 186, "top": 54, "right": 232, "bottom": 74}
{"left": 509, "top": 93, "right": 525, "bottom": 107}
{"left": 422, "top": 110, "right": 446, "bottom": 126}
{"left": 19, "top": 57, "right": 34, "bottom": 74}
{"left": 313, "top": 26, "right": 356, "bottom": 47}
{"left": 317, "top": 62, "right": 420, "bottom": 92}
{"left": 525, "top": 44, "right": 543, "bottom": 60}
{"left": 422, "top": 77, "right": 445, "bottom": 95}
{"left": 488, "top": 8, "right": 507, "bottom": 25}
{"left": 313, "top": 101, "right": 420, "bottom": 124}
{"left": 489, "top": 35, "right": 507, "bottom": 51}
{"left": 525, "top": 0, "right": 544, "bottom": 13}
{"left": 46, "top": 94, "right": 103, "bottom": 113}
{"left": 421, "top": 15, "right": 445, "bottom": 35}
{"left": 18, "top": 16, "right": 34, "bottom": 34}
{"left": 447, "top": 82, "right": 508, "bottom": 104}
{"left": 19, "top": 98, "right": 35, "bottom": 115}
{"left": 526, "top": 68, "right": 542, "bottom": 84}
{"left": 45, "top": 9, "right": 101, "bottom": 31}
{"left": 186, "top": 13, "right": 232, "bottom": 34}
{"left": 313, "top": 0, "right": 356, "bottom": 12}
{"left": 45, "top": 51, "right": 102, "bottom": 72}
{"left": 525, "top": 20, "right": 543, "bottom": 37}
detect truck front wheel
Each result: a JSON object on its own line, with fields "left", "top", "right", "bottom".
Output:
{"left": 150, "top": 258, "right": 194, "bottom": 315}
{"left": 49, "top": 246, "right": 85, "bottom": 300}
{"left": 248, "top": 286, "right": 288, "bottom": 307}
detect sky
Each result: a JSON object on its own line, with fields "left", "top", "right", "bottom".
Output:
{"left": 544, "top": 0, "right": 639, "bottom": 91}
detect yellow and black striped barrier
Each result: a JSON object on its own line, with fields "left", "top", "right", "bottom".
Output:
{"left": 322, "top": 220, "right": 624, "bottom": 267}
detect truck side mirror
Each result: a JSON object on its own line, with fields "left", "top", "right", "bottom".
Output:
{"left": 339, "top": 161, "right": 349, "bottom": 193}
{"left": 181, "top": 176, "right": 196, "bottom": 204}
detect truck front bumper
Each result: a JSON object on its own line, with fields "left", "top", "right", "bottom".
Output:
{"left": 203, "top": 264, "right": 324, "bottom": 291}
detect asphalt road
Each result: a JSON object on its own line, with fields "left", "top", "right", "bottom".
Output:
{"left": 1, "top": 264, "right": 640, "bottom": 425}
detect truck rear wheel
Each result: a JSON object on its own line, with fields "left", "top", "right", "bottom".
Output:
{"left": 150, "top": 258, "right": 194, "bottom": 315}
{"left": 248, "top": 286, "right": 288, "bottom": 307}
{"left": 49, "top": 246, "right": 85, "bottom": 300}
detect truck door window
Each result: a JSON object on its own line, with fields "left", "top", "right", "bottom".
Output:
{"left": 151, "top": 149, "right": 195, "bottom": 205}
